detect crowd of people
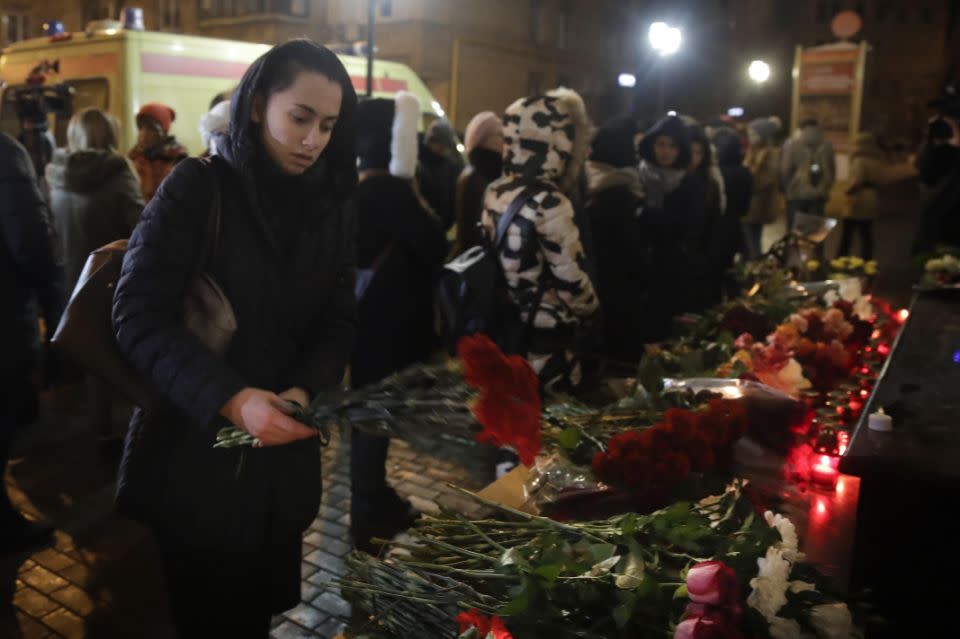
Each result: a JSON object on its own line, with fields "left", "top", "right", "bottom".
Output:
{"left": 2, "top": 37, "right": 958, "bottom": 636}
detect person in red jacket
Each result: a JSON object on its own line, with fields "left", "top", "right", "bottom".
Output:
{"left": 128, "top": 102, "right": 188, "bottom": 202}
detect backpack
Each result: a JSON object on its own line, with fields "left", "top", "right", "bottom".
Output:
{"left": 790, "top": 142, "right": 834, "bottom": 200}
{"left": 436, "top": 187, "right": 540, "bottom": 355}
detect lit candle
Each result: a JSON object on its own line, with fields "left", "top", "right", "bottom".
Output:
{"left": 811, "top": 454, "right": 839, "bottom": 490}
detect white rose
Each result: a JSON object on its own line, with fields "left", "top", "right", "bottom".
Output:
{"left": 823, "top": 290, "right": 840, "bottom": 305}
{"left": 769, "top": 616, "right": 802, "bottom": 639}
{"left": 809, "top": 603, "right": 853, "bottom": 639}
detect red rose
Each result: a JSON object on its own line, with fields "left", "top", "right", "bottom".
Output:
{"left": 674, "top": 615, "right": 741, "bottom": 639}
{"left": 688, "top": 438, "right": 716, "bottom": 472}
{"left": 686, "top": 561, "right": 740, "bottom": 606}
{"left": 665, "top": 408, "right": 697, "bottom": 444}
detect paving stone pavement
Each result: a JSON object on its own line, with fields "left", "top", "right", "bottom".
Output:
{"left": 1, "top": 386, "right": 496, "bottom": 638}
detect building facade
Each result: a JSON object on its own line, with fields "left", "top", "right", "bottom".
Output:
{"left": 2, "top": 1, "right": 955, "bottom": 137}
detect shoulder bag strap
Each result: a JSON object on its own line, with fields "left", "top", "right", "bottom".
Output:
{"left": 494, "top": 186, "right": 535, "bottom": 250}
{"left": 194, "top": 157, "right": 223, "bottom": 275}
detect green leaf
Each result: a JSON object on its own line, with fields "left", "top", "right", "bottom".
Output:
{"left": 533, "top": 563, "right": 563, "bottom": 583}
{"left": 620, "top": 513, "right": 639, "bottom": 537}
{"left": 673, "top": 584, "right": 689, "bottom": 600}
{"left": 556, "top": 427, "right": 581, "bottom": 450}
{"left": 612, "top": 592, "right": 637, "bottom": 629}
{"left": 589, "top": 543, "right": 618, "bottom": 564}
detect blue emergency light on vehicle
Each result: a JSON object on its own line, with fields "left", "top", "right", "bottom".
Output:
{"left": 123, "top": 7, "right": 145, "bottom": 31}
{"left": 43, "top": 21, "right": 65, "bottom": 37}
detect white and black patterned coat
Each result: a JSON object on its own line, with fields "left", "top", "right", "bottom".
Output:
{"left": 481, "top": 90, "right": 598, "bottom": 332}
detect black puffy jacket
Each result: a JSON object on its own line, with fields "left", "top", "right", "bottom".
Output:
{"left": 111, "top": 154, "right": 357, "bottom": 551}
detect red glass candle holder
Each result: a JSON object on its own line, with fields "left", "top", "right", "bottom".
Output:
{"left": 810, "top": 453, "right": 839, "bottom": 490}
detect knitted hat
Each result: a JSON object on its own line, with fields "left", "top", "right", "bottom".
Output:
{"left": 355, "top": 91, "right": 420, "bottom": 178}
{"left": 136, "top": 102, "right": 176, "bottom": 135}
{"left": 748, "top": 117, "right": 778, "bottom": 143}
{"left": 463, "top": 111, "right": 502, "bottom": 154}
{"left": 590, "top": 115, "right": 639, "bottom": 168}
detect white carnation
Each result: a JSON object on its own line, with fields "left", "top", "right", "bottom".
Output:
{"left": 769, "top": 616, "right": 802, "bottom": 639}
{"left": 764, "top": 511, "right": 805, "bottom": 563}
{"left": 837, "top": 278, "right": 862, "bottom": 303}
{"left": 747, "top": 547, "right": 791, "bottom": 621}
{"left": 809, "top": 603, "right": 853, "bottom": 639}
{"left": 823, "top": 290, "right": 840, "bottom": 305}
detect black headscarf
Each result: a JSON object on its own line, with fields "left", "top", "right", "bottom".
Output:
{"left": 219, "top": 39, "right": 358, "bottom": 201}
{"left": 638, "top": 115, "right": 692, "bottom": 169}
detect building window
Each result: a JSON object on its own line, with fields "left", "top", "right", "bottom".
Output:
{"left": 158, "top": 0, "right": 180, "bottom": 30}
{"left": 83, "top": 2, "right": 116, "bottom": 23}
{"left": 529, "top": 0, "right": 546, "bottom": 46}
{"left": 2, "top": 13, "right": 31, "bottom": 45}
{"left": 380, "top": 0, "right": 392, "bottom": 17}
{"left": 200, "top": 0, "right": 308, "bottom": 20}
{"left": 557, "top": 2, "right": 570, "bottom": 50}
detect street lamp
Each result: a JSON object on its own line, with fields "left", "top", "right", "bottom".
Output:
{"left": 649, "top": 22, "right": 681, "bottom": 56}
{"left": 618, "top": 73, "right": 637, "bottom": 88}
{"left": 649, "top": 21, "right": 682, "bottom": 114}
{"left": 748, "top": 60, "right": 771, "bottom": 84}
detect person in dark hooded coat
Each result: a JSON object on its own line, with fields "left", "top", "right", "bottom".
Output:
{"left": 46, "top": 106, "right": 144, "bottom": 446}
{"left": 637, "top": 115, "right": 702, "bottom": 341}
{"left": 111, "top": 40, "right": 359, "bottom": 636}
{"left": 585, "top": 115, "right": 647, "bottom": 366}
{"left": 349, "top": 93, "right": 447, "bottom": 552}
{"left": 1, "top": 133, "right": 62, "bottom": 555}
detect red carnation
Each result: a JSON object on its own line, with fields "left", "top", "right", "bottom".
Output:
{"left": 458, "top": 335, "right": 542, "bottom": 466}
{"left": 665, "top": 408, "right": 697, "bottom": 444}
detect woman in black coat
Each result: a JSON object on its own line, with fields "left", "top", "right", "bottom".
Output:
{"left": 637, "top": 115, "right": 703, "bottom": 341}
{"left": 111, "top": 40, "right": 358, "bottom": 636}
{"left": 349, "top": 95, "right": 448, "bottom": 551}
{"left": 0, "top": 133, "right": 61, "bottom": 555}
{"left": 585, "top": 116, "right": 647, "bottom": 367}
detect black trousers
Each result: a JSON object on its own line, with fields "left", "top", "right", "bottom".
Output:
{"left": 838, "top": 219, "right": 874, "bottom": 260}
{"left": 350, "top": 428, "right": 391, "bottom": 521}
{"left": 0, "top": 427, "right": 16, "bottom": 526}
{"left": 155, "top": 534, "right": 301, "bottom": 638}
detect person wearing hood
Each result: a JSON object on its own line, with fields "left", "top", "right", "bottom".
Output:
{"left": 839, "top": 132, "right": 916, "bottom": 260}
{"left": 714, "top": 128, "right": 751, "bottom": 296}
{"left": 199, "top": 98, "right": 231, "bottom": 157}
{"left": 482, "top": 88, "right": 599, "bottom": 392}
{"left": 781, "top": 118, "right": 835, "bottom": 228}
{"left": 349, "top": 93, "right": 447, "bottom": 552}
{"left": 687, "top": 124, "right": 734, "bottom": 310}
{"left": 111, "top": 40, "right": 359, "bottom": 635}
{"left": 45, "top": 107, "right": 144, "bottom": 446}
{"left": 913, "top": 103, "right": 960, "bottom": 254}
{"left": 1, "top": 133, "right": 62, "bottom": 556}
{"left": 637, "top": 115, "right": 701, "bottom": 340}
{"left": 585, "top": 115, "right": 647, "bottom": 367}
{"left": 743, "top": 117, "right": 781, "bottom": 258}
{"left": 454, "top": 111, "right": 503, "bottom": 254}
{"left": 128, "top": 102, "right": 188, "bottom": 202}
{"left": 418, "top": 118, "right": 464, "bottom": 231}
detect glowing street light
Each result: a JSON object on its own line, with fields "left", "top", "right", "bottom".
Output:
{"left": 618, "top": 73, "right": 637, "bottom": 88}
{"left": 748, "top": 59, "right": 771, "bottom": 83}
{"left": 649, "top": 21, "right": 681, "bottom": 56}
